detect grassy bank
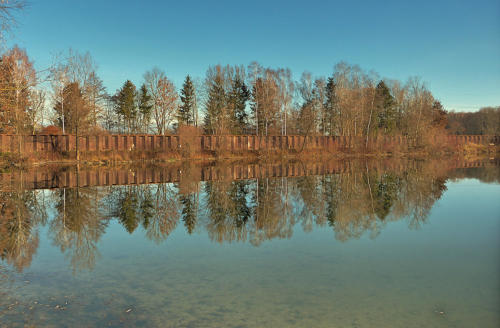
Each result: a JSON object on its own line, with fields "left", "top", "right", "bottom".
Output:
{"left": 1, "top": 141, "right": 498, "bottom": 170}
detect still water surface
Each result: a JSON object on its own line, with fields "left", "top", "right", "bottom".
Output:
{"left": 0, "top": 160, "right": 499, "bottom": 327}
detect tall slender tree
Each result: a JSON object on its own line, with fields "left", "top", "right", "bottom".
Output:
{"left": 180, "top": 194, "right": 197, "bottom": 234}
{"left": 374, "top": 81, "right": 396, "bottom": 134}
{"left": 114, "top": 80, "right": 137, "bottom": 133}
{"left": 178, "top": 75, "right": 196, "bottom": 126}
{"left": 84, "top": 71, "right": 106, "bottom": 129}
{"left": 323, "top": 76, "right": 338, "bottom": 135}
{"left": 138, "top": 84, "right": 152, "bottom": 133}
{"left": 228, "top": 75, "right": 250, "bottom": 133}
{"left": 204, "top": 71, "right": 226, "bottom": 134}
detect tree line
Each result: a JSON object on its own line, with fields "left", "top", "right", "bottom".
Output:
{"left": 0, "top": 3, "right": 496, "bottom": 143}
{"left": 0, "top": 46, "right": 452, "bottom": 142}
{"left": 446, "top": 107, "right": 500, "bottom": 135}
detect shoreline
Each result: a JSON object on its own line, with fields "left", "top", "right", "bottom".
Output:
{"left": 1, "top": 147, "right": 498, "bottom": 171}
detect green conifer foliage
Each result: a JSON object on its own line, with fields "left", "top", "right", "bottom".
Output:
{"left": 118, "top": 191, "right": 139, "bottom": 234}
{"left": 228, "top": 76, "right": 250, "bottom": 133}
{"left": 323, "top": 77, "right": 338, "bottom": 135}
{"left": 178, "top": 75, "right": 196, "bottom": 126}
{"left": 204, "top": 75, "right": 226, "bottom": 134}
{"left": 138, "top": 84, "right": 152, "bottom": 133}
{"left": 180, "top": 194, "right": 197, "bottom": 234}
{"left": 115, "top": 80, "right": 137, "bottom": 133}
{"left": 374, "top": 81, "right": 396, "bottom": 134}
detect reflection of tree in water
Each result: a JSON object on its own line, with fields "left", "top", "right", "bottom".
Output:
{"left": 107, "top": 184, "right": 181, "bottom": 243}
{"left": 373, "top": 173, "right": 401, "bottom": 220}
{"left": 146, "top": 184, "right": 181, "bottom": 243}
{"left": 394, "top": 173, "right": 447, "bottom": 230}
{"left": 323, "top": 164, "right": 447, "bottom": 240}
{"left": 49, "top": 187, "right": 107, "bottom": 273}
{"left": 117, "top": 188, "right": 140, "bottom": 233}
{"left": 203, "top": 180, "right": 252, "bottom": 243}
{"left": 0, "top": 161, "right": 479, "bottom": 273}
{"left": 0, "top": 189, "right": 47, "bottom": 272}
{"left": 180, "top": 193, "right": 197, "bottom": 234}
{"left": 249, "top": 178, "right": 294, "bottom": 245}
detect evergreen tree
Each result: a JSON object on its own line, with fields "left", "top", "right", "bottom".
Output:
{"left": 204, "top": 75, "right": 226, "bottom": 134}
{"left": 324, "top": 176, "right": 339, "bottom": 227}
{"left": 323, "top": 77, "right": 338, "bottom": 135}
{"left": 178, "top": 75, "right": 196, "bottom": 126}
{"left": 374, "top": 81, "right": 396, "bottom": 134}
{"left": 374, "top": 174, "right": 400, "bottom": 220}
{"left": 250, "top": 78, "right": 268, "bottom": 135}
{"left": 138, "top": 84, "right": 152, "bottom": 133}
{"left": 53, "top": 82, "right": 90, "bottom": 134}
{"left": 180, "top": 194, "right": 197, "bottom": 234}
{"left": 431, "top": 100, "right": 448, "bottom": 129}
{"left": 297, "top": 100, "right": 316, "bottom": 135}
{"left": 114, "top": 80, "right": 137, "bottom": 133}
{"left": 228, "top": 76, "right": 250, "bottom": 133}
{"left": 140, "top": 188, "right": 154, "bottom": 229}
{"left": 229, "top": 181, "right": 250, "bottom": 227}
{"left": 118, "top": 190, "right": 139, "bottom": 234}
{"left": 204, "top": 182, "right": 227, "bottom": 226}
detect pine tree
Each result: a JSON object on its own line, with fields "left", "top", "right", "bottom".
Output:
{"left": 229, "top": 181, "right": 250, "bottom": 228}
{"left": 140, "top": 188, "right": 154, "bottom": 229}
{"left": 138, "top": 84, "right": 152, "bottom": 133}
{"left": 178, "top": 75, "right": 196, "bottom": 126}
{"left": 324, "top": 176, "right": 339, "bottom": 227}
{"left": 323, "top": 77, "right": 338, "bottom": 135}
{"left": 374, "top": 81, "right": 396, "bottom": 134}
{"left": 204, "top": 75, "right": 226, "bottom": 134}
{"left": 114, "top": 80, "right": 137, "bottom": 133}
{"left": 374, "top": 173, "right": 400, "bottom": 220}
{"left": 228, "top": 76, "right": 250, "bottom": 133}
{"left": 250, "top": 78, "right": 267, "bottom": 135}
{"left": 118, "top": 190, "right": 139, "bottom": 234}
{"left": 180, "top": 194, "right": 197, "bottom": 234}
{"left": 431, "top": 100, "right": 447, "bottom": 129}
{"left": 204, "top": 182, "right": 227, "bottom": 227}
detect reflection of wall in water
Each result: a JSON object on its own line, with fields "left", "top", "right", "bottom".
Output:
{"left": 0, "top": 160, "right": 498, "bottom": 273}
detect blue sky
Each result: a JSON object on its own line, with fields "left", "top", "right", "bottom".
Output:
{"left": 7, "top": 0, "right": 500, "bottom": 111}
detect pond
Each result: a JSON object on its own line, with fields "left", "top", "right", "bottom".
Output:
{"left": 0, "top": 159, "right": 499, "bottom": 327}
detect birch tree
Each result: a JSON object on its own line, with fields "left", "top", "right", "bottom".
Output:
{"left": 0, "top": 46, "right": 36, "bottom": 136}
{"left": 144, "top": 68, "right": 178, "bottom": 134}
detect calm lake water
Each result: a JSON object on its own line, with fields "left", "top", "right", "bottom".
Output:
{"left": 0, "top": 160, "right": 499, "bottom": 327}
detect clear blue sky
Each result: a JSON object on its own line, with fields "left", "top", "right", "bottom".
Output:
{"left": 7, "top": 0, "right": 500, "bottom": 111}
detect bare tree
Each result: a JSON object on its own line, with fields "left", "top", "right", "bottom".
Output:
{"left": 84, "top": 71, "right": 106, "bottom": 130}
{"left": 247, "top": 62, "right": 263, "bottom": 135}
{"left": 27, "top": 88, "right": 45, "bottom": 134}
{"left": 49, "top": 57, "right": 69, "bottom": 133}
{"left": 48, "top": 50, "right": 105, "bottom": 132}
{"left": 144, "top": 68, "right": 178, "bottom": 134}
{"left": 296, "top": 71, "right": 318, "bottom": 135}
{"left": 276, "top": 68, "right": 294, "bottom": 135}
{"left": 0, "top": 46, "right": 36, "bottom": 138}
{"left": 0, "top": 0, "right": 27, "bottom": 44}
{"left": 249, "top": 66, "right": 281, "bottom": 135}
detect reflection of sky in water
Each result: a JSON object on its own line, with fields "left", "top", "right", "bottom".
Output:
{"left": 1, "top": 170, "right": 499, "bottom": 327}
